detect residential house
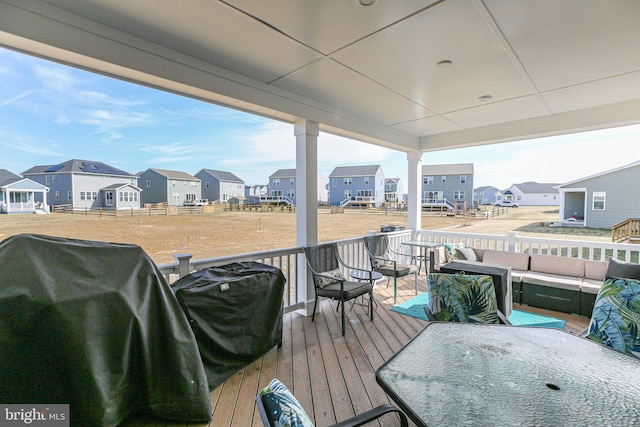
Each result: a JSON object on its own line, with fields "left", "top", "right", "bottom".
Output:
{"left": 496, "top": 182, "right": 560, "bottom": 206}
{"left": 23, "top": 159, "right": 139, "bottom": 210}
{"left": 0, "top": 169, "right": 49, "bottom": 214}
{"left": 556, "top": 160, "right": 640, "bottom": 229}
{"left": 138, "top": 168, "right": 201, "bottom": 206}
{"left": 474, "top": 186, "right": 499, "bottom": 206}
{"left": 244, "top": 184, "right": 268, "bottom": 204}
{"left": 384, "top": 178, "right": 403, "bottom": 203}
{"left": 329, "top": 165, "right": 385, "bottom": 207}
{"left": 422, "top": 163, "right": 474, "bottom": 211}
{"left": 195, "top": 169, "right": 244, "bottom": 203}
{"left": 265, "top": 169, "right": 327, "bottom": 206}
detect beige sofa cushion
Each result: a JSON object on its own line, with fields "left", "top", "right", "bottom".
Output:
{"left": 523, "top": 271, "right": 582, "bottom": 291}
{"left": 482, "top": 250, "right": 530, "bottom": 271}
{"left": 585, "top": 260, "right": 608, "bottom": 281}
{"left": 582, "top": 279, "right": 603, "bottom": 294}
{"left": 529, "top": 254, "right": 585, "bottom": 278}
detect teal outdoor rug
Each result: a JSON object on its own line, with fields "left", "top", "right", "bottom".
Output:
{"left": 390, "top": 292, "right": 567, "bottom": 330}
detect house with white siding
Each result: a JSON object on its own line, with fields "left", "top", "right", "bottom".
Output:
{"left": 0, "top": 169, "right": 49, "bottom": 214}
{"left": 556, "top": 160, "right": 640, "bottom": 229}
{"left": 23, "top": 159, "right": 139, "bottom": 210}
{"left": 195, "top": 169, "right": 244, "bottom": 203}
{"left": 496, "top": 182, "right": 559, "bottom": 206}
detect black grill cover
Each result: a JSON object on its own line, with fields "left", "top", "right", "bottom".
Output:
{"left": 0, "top": 234, "right": 211, "bottom": 426}
{"left": 172, "top": 262, "right": 285, "bottom": 390}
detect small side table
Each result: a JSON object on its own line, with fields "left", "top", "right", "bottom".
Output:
{"left": 350, "top": 270, "right": 383, "bottom": 310}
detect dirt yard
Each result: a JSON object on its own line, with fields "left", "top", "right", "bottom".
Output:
{"left": 0, "top": 206, "right": 609, "bottom": 265}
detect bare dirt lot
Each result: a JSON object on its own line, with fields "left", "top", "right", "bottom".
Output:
{"left": 0, "top": 206, "right": 610, "bottom": 265}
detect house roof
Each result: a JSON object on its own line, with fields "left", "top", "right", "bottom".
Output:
{"left": 269, "top": 169, "right": 296, "bottom": 179}
{"left": 329, "top": 165, "right": 382, "bottom": 177}
{"left": 557, "top": 160, "right": 640, "bottom": 188}
{"left": 101, "top": 183, "right": 142, "bottom": 191}
{"left": 422, "top": 163, "right": 474, "bottom": 175}
{"left": 511, "top": 182, "right": 560, "bottom": 193}
{"left": 385, "top": 178, "right": 401, "bottom": 184}
{"left": 146, "top": 168, "right": 199, "bottom": 181}
{"left": 22, "top": 159, "right": 134, "bottom": 177}
{"left": 198, "top": 169, "right": 244, "bottom": 183}
{"left": 0, "top": 169, "right": 21, "bottom": 186}
{"left": 474, "top": 186, "right": 498, "bottom": 192}
{"left": 5, "top": 2, "right": 640, "bottom": 153}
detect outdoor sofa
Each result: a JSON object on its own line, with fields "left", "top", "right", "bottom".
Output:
{"left": 432, "top": 244, "right": 629, "bottom": 316}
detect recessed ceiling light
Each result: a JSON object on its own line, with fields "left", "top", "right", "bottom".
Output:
{"left": 478, "top": 95, "right": 493, "bottom": 102}
{"left": 436, "top": 60, "right": 452, "bottom": 68}
{"left": 358, "top": 0, "right": 378, "bottom": 6}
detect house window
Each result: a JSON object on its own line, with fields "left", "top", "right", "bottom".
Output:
{"left": 172, "top": 180, "right": 176, "bottom": 187}
{"left": 460, "top": 175, "right": 466, "bottom": 184}
{"left": 92, "top": 192, "right": 98, "bottom": 200}
{"left": 454, "top": 191, "right": 465, "bottom": 199}
{"left": 52, "top": 175, "right": 56, "bottom": 183}
{"left": 191, "top": 182, "right": 197, "bottom": 188}
{"left": 332, "top": 178, "right": 337, "bottom": 187}
{"left": 364, "top": 177, "right": 370, "bottom": 185}
{"left": 442, "top": 176, "right": 446, "bottom": 183}
{"left": 146, "top": 180, "right": 151, "bottom": 188}
{"left": 206, "top": 182, "right": 210, "bottom": 188}
{"left": 357, "top": 190, "right": 373, "bottom": 197}
{"left": 593, "top": 192, "right": 606, "bottom": 210}
{"left": 67, "top": 191, "right": 72, "bottom": 201}
{"left": 344, "top": 190, "right": 352, "bottom": 198}
{"left": 46, "top": 175, "right": 50, "bottom": 185}
{"left": 55, "top": 191, "right": 59, "bottom": 201}
{"left": 423, "top": 176, "right": 434, "bottom": 185}
{"left": 273, "top": 179, "right": 280, "bottom": 186}
{"left": 80, "top": 191, "right": 86, "bottom": 200}
{"left": 173, "top": 192, "right": 180, "bottom": 199}
{"left": 290, "top": 178, "right": 295, "bottom": 185}
{"left": 344, "top": 178, "right": 352, "bottom": 185}
{"left": 287, "top": 190, "right": 295, "bottom": 197}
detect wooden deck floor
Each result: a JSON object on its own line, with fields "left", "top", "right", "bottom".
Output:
{"left": 123, "top": 276, "right": 590, "bottom": 427}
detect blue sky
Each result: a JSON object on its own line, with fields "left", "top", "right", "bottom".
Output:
{"left": 1, "top": 47, "right": 639, "bottom": 190}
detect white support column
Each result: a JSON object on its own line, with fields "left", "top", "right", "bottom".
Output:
{"left": 407, "top": 151, "right": 423, "bottom": 236}
{"left": 295, "top": 119, "right": 319, "bottom": 316}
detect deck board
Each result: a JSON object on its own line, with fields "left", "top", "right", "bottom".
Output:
{"left": 122, "top": 275, "right": 590, "bottom": 427}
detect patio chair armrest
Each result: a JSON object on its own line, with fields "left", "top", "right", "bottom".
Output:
{"left": 498, "top": 310, "right": 512, "bottom": 325}
{"left": 331, "top": 403, "right": 409, "bottom": 427}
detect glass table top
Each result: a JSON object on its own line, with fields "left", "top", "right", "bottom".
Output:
{"left": 376, "top": 322, "right": 640, "bottom": 426}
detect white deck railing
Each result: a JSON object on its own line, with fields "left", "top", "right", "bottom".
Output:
{"left": 158, "top": 229, "right": 640, "bottom": 312}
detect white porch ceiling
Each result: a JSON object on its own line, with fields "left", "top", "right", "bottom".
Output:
{"left": 1, "top": 0, "right": 639, "bottom": 153}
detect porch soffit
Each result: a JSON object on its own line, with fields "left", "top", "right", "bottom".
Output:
{"left": 1, "top": 0, "right": 640, "bottom": 153}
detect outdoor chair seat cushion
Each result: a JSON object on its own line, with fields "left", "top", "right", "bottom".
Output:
{"left": 316, "top": 280, "right": 371, "bottom": 300}
{"left": 258, "top": 378, "right": 314, "bottom": 427}
{"left": 587, "top": 277, "right": 640, "bottom": 357}
{"left": 375, "top": 263, "right": 415, "bottom": 277}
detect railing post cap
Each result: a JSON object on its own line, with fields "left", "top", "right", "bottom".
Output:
{"left": 173, "top": 253, "right": 193, "bottom": 261}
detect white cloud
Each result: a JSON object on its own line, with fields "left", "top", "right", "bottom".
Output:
{"left": 0, "top": 90, "right": 36, "bottom": 108}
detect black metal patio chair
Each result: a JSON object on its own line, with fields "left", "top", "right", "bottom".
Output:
{"left": 364, "top": 234, "right": 418, "bottom": 303}
{"left": 305, "top": 243, "right": 375, "bottom": 336}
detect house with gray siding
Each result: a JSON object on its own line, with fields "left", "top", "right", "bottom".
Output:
{"left": 22, "top": 159, "right": 139, "bottom": 210}
{"left": 384, "top": 178, "right": 403, "bottom": 203}
{"left": 474, "top": 186, "right": 499, "bottom": 206}
{"left": 266, "top": 169, "right": 327, "bottom": 206}
{"left": 422, "top": 163, "right": 474, "bottom": 211}
{"left": 0, "top": 169, "right": 49, "bottom": 214}
{"left": 496, "top": 182, "right": 559, "bottom": 206}
{"left": 139, "top": 168, "right": 201, "bottom": 206}
{"left": 329, "top": 165, "right": 385, "bottom": 207}
{"left": 556, "top": 160, "right": 640, "bottom": 229}
{"left": 195, "top": 169, "right": 244, "bottom": 203}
